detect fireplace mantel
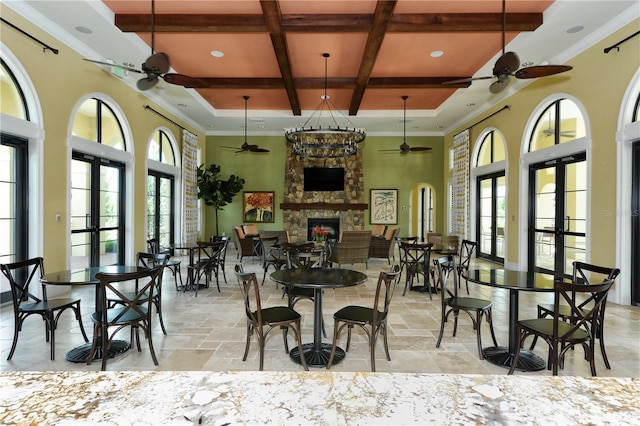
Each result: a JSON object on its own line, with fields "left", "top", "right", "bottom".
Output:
{"left": 280, "top": 203, "right": 368, "bottom": 211}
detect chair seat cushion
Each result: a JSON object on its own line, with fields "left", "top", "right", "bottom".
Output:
{"left": 334, "top": 305, "right": 384, "bottom": 324}
{"left": 21, "top": 298, "right": 80, "bottom": 312}
{"left": 256, "top": 306, "right": 301, "bottom": 324}
{"left": 518, "top": 318, "right": 589, "bottom": 341}
{"left": 446, "top": 297, "right": 492, "bottom": 311}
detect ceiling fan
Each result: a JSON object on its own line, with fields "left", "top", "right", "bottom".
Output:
{"left": 380, "top": 96, "right": 432, "bottom": 154}
{"left": 444, "top": 0, "right": 573, "bottom": 94}
{"left": 83, "top": 0, "right": 201, "bottom": 90}
{"left": 221, "top": 96, "right": 270, "bottom": 153}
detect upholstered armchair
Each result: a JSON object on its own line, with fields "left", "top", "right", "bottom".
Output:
{"left": 368, "top": 227, "right": 399, "bottom": 264}
{"left": 331, "top": 230, "right": 372, "bottom": 268}
{"left": 233, "top": 226, "right": 257, "bottom": 262}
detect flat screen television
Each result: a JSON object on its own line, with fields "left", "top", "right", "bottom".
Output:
{"left": 303, "top": 167, "right": 345, "bottom": 191}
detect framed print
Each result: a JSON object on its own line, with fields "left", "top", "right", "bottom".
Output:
{"left": 243, "top": 191, "right": 275, "bottom": 223}
{"left": 370, "top": 189, "right": 398, "bottom": 225}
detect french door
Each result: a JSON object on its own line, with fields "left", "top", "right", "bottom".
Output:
{"left": 146, "top": 170, "right": 175, "bottom": 249}
{"left": 528, "top": 152, "right": 586, "bottom": 278}
{"left": 476, "top": 172, "right": 506, "bottom": 262}
{"left": 70, "top": 152, "right": 125, "bottom": 268}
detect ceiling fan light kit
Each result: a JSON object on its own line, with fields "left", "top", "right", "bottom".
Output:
{"left": 285, "top": 53, "right": 366, "bottom": 159}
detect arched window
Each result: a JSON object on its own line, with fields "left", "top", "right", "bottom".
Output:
{"left": 529, "top": 99, "right": 586, "bottom": 151}
{"left": 146, "top": 129, "right": 179, "bottom": 248}
{"left": 0, "top": 59, "right": 28, "bottom": 120}
{"left": 473, "top": 129, "right": 507, "bottom": 262}
{"left": 72, "top": 98, "right": 126, "bottom": 150}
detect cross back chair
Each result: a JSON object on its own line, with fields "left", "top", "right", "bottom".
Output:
{"left": 1, "top": 257, "right": 89, "bottom": 360}
{"left": 433, "top": 255, "right": 498, "bottom": 359}
{"left": 147, "top": 238, "right": 183, "bottom": 290}
{"left": 234, "top": 265, "right": 308, "bottom": 371}
{"left": 259, "top": 235, "right": 286, "bottom": 285}
{"left": 89, "top": 265, "right": 165, "bottom": 371}
{"left": 455, "top": 239, "right": 477, "bottom": 294}
{"left": 210, "top": 235, "right": 230, "bottom": 284}
{"left": 327, "top": 265, "right": 400, "bottom": 372}
{"left": 107, "top": 252, "right": 169, "bottom": 334}
{"left": 531, "top": 261, "right": 621, "bottom": 369}
{"left": 399, "top": 242, "right": 434, "bottom": 297}
{"left": 509, "top": 278, "right": 614, "bottom": 376}
{"left": 187, "top": 240, "right": 226, "bottom": 296}
{"left": 395, "top": 236, "right": 418, "bottom": 283}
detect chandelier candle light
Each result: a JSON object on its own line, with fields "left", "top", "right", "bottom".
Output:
{"left": 285, "top": 53, "right": 366, "bottom": 158}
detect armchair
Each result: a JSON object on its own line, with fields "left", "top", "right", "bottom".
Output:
{"left": 233, "top": 226, "right": 257, "bottom": 262}
{"left": 331, "top": 230, "right": 372, "bottom": 268}
{"left": 368, "top": 227, "right": 399, "bottom": 264}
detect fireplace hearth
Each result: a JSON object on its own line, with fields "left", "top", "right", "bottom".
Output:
{"left": 307, "top": 218, "right": 340, "bottom": 241}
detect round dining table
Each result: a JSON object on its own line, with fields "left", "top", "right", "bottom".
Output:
{"left": 41, "top": 265, "right": 142, "bottom": 363}
{"left": 270, "top": 268, "right": 367, "bottom": 368}
{"left": 463, "top": 268, "right": 557, "bottom": 371}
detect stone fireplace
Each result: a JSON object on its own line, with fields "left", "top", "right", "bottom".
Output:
{"left": 307, "top": 218, "right": 340, "bottom": 241}
{"left": 281, "top": 144, "right": 367, "bottom": 242}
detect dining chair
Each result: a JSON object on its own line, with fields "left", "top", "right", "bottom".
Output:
{"left": 451, "top": 239, "right": 477, "bottom": 294}
{"left": 210, "top": 235, "right": 230, "bottom": 284}
{"left": 233, "top": 264, "right": 308, "bottom": 371}
{"left": 326, "top": 265, "right": 400, "bottom": 372}
{"left": 433, "top": 255, "right": 498, "bottom": 359}
{"left": 107, "top": 252, "right": 170, "bottom": 334}
{"left": 89, "top": 265, "right": 165, "bottom": 371}
{"left": 187, "top": 240, "right": 226, "bottom": 296}
{"left": 147, "top": 237, "right": 183, "bottom": 291}
{"left": 531, "top": 261, "right": 621, "bottom": 369}
{"left": 395, "top": 236, "right": 418, "bottom": 283}
{"left": 509, "top": 278, "right": 614, "bottom": 376}
{"left": 1, "top": 257, "right": 89, "bottom": 361}
{"left": 399, "top": 242, "right": 434, "bottom": 297}
{"left": 259, "top": 235, "right": 286, "bottom": 285}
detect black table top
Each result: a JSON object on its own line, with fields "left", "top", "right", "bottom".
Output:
{"left": 270, "top": 268, "right": 367, "bottom": 289}
{"left": 464, "top": 268, "right": 558, "bottom": 292}
{"left": 41, "top": 265, "right": 142, "bottom": 286}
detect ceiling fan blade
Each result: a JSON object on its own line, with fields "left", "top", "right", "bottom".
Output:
{"left": 142, "top": 52, "right": 170, "bottom": 74}
{"left": 515, "top": 65, "right": 573, "bottom": 79}
{"left": 163, "top": 73, "right": 206, "bottom": 88}
{"left": 83, "top": 59, "right": 143, "bottom": 73}
{"left": 378, "top": 149, "right": 400, "bottom": 152}
{"left": 221, "top": 145, "right": 242, "bottom": 150}
{"left": 250, "top": 147, "right": 270, "bottom": 153}
{"left": 409, "top": 147, "right": 432, "bottom": 152}
{"left": 489, "top": 76, "right": 511, "bottom": 94}
{"left": 136, "top": 75, "right": 159, "bottom": 91}
{"left": 493, "top": 51, "right": 520, "bottom": 75}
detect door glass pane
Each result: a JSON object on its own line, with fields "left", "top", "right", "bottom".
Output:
{"left": 534, "top": 167, "right": 556, "bottom": 272}
{"left": 564, "top": 161, "right": 586, "bottom": 273}
{"left": 147, "top": 175, "right": 155, "bottom": 239}
{"left": 70, "top": 232, "right": 90, "bottom": 269}
{"left": 0, "top": 144, "right": 16, "bottom": 295}
{"left": 159, "top": 176, "right": 172, "bottom": 247}
{"left": 70, "top": 159, "right": 91, "bottom": 268}
{"left": 100, "top": 229, "right": 119, "bottom": 266}
{"left": 496, "top": 176, "right": 506, "bottom": 258}
{"left": 99, "top": 164, "right": 121, "bottom": 265}
{"left": 479, "top": 178, "right": 492, "bottom": 254}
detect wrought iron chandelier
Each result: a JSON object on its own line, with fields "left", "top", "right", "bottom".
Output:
{"left": 285, "top": 53, "right": 366, "bottom": 158}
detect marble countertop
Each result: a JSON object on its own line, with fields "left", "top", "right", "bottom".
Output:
{"left": 1, "top": 371, "right": 637, "bottom": 425}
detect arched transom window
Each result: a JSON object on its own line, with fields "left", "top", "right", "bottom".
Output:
{"left": 148, "top": 129, "right": 176, "bottom": 166}
{"left": 476, "top": 130, "right": 505, "bottom": 166}
{"left": 529, "top": 99, "right": 586, "bottom": 151}
{"left": 72, "top": 98, "right": 126, "bottom": 150}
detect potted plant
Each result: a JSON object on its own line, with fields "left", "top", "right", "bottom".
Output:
{"left": 196, "top": 164, "right": 245, "bottom": 237}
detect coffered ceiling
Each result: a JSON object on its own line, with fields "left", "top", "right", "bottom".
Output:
{"left": 5, "top": 1, "right": 639, "bottom": 135}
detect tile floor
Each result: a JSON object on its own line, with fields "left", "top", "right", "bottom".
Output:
{"left": 1, "top": 247, "right": 639, "bottom": 377}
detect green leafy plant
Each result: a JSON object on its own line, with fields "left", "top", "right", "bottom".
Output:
{"left": 197, "top": 164, "right": 245, "bottom": 237}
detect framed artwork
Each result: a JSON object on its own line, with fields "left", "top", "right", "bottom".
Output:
{"left": 243, "top": 191, "right": 275, "bottom": 223}
{"left": 370, "top": 189, "right": 398, "bottom": 225}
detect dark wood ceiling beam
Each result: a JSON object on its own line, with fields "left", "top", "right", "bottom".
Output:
{"left": 260, "top": 0, "right": 300, "bottom": 116}
{"left": 168, "top": 77, "right": 469, "bottom": 89}
{"left": 349, "top": 0, "right": 397, "bottom": 116}
{"left": 114, "top": 13, "right": 542, "bottom": 33}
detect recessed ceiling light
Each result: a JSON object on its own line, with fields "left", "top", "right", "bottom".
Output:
{"left": 177, "top": 103, "right": 187, "bottom": 107}
{"left": 430, "top": 50, "right": 444, "bottom": 58}
{"left": 210, "top": 50, "right": 224, "bottom": 58}
{"left": 467, "top": 103, "right": 476, "bottom": 107}
{"left": 75, "top": 26, "right": 92, "bottom": 34}
{"left": 206, "top": 124, "right": 215, "bottom": 128}
{"left": 567, "top": 25, "right": 584, "bottom": 34}
{"left": 436, "top": 125, "right": 444, "bottom": 129}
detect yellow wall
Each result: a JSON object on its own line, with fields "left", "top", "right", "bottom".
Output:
{"left": 1, "top": 6, "right": 204, "bottom": 271}
{"left": 443, "top": 19, "right": 640, "bottom": 267}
